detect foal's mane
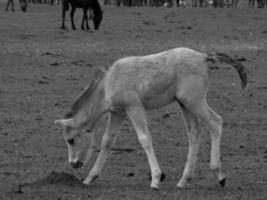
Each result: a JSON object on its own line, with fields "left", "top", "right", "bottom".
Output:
{"left": 64, "top": 80, "right": 98, "bottom": 119}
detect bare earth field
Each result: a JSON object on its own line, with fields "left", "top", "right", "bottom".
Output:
{"left": 0, "top": 2, "right": 267, "bottom": 200}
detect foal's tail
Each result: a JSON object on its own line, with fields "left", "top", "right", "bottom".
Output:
{"left": 206, "top": 52, "right": 249, "bottom": 89}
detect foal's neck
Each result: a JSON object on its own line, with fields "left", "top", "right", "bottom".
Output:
{"left": 75, "top": 80, "right": 106, "bottom": 128}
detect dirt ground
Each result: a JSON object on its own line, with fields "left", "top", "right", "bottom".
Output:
{"left": 0, "top": 1, "right": 267, "bottom": 200}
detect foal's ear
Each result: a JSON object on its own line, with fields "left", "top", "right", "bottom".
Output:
{"left": 55, "top": 118, "right": 75, "bottom": 128}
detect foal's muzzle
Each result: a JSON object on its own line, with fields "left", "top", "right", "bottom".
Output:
{"left": 70, "top": 161, "right": 83, "bottom": 169}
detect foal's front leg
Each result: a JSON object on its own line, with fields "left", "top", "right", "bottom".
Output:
{"left": 83, "top": 112, "right": 125, "bottom": 185}
{"left": 126, "top": 105, "right": 162, "bottom": 189}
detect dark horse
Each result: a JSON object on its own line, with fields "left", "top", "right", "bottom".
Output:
{"left": 61, "top": 0, "right": 103, "bottom": 30}
{"left": 5, "top": 0, "right": 27, "bottom": 12}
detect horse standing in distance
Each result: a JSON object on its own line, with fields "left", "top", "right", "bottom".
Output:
{"left": 191, "top": 0, "right": 204, "bottom": 7}
{"left": 61, "top": 0, "right": 103, "bottom": 30}
{"left": 249, "top": 0, "right": 265, "bottom": 8}
{"left": 5, "top": 0, "right": 28, "bottom": 12}
{"left": 55, "top": 47, "right": 248, "bottom": 189}
{"left": 230, "top": 0, "right": 238, "bottom": 8}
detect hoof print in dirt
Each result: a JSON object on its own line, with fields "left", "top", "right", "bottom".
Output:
{"left": 151, "top": 187, "right": 159, "bottom": 191}
{"left": 219, "top": 178, "right": 226, "bottom": 187}
{"left": 187, "top": 26, "right": 192, "bottom": 30}
{"left": 13, "top": 185, "right": 24, "bottom": 194}
{"left": 50, "top": 62, "right": 59, "bottom": 66}
{"left": 86, "top": 63, "right": 93, "bottom": 68}
{"left": 210, "top": 66, "right": 219, "bottom": 70}
{"left": 127, "top": 172, "right": 135, "bottom": 177}
{"left": 236, "top": 57, "right": 247, "bottom": 62}
{"left": 142, "top": 20, "right": 155, "bottom": 26}
{"left": 162, "top": 113, "right": 170, "bottom": 119}
{"left": 38, "top": 80, "right": 49, "bottom": 85}
{"left": 132, "top": 12, "right": 141, "bottom": 15}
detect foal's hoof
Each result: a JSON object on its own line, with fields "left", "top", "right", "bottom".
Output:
{"left": 90, "top": 175, "right": 99, "bottom": 183}
{"left": 151, "top": 186, "right": 159, "bottom": 191}
{"left": 82, "top": 175, "right": 99, "bottom": 185}
{"left": 160, "top": 173, "right": 166, "bottom": 182}
{"left": 219, "top": 178, "right": 226, "bottom": 187}
{"left": 148, "top": 172, "right": 166, "bottom": 182}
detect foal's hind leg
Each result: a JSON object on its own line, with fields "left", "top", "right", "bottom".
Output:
{"left": 176, "top": 102, "right": 201, "bottom": 188}
{"left": 176, "top": 75, "right": 225, "bottom": 187}
{"left": 192, "top": 101, "right": 225, "bottom": 186}
{"left": 205, "top": 106, "right": 225, "bottom": 186}
{"left": 179, "top": 100, "right": 225, "bottom": 187}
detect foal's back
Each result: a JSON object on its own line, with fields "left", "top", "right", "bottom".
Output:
{"left": 104, "top": 48, "right": 209, "bottom": 109}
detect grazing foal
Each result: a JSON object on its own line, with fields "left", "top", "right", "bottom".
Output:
{"left": 55, "top": 47, "right": 248, "bottom": 189}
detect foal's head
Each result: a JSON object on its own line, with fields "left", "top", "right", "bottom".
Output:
{"left": 55, "top": 118, "right": 96, "bottom": 169}
{"left": 55, "top": 74, "right": 106, "bottom": 169}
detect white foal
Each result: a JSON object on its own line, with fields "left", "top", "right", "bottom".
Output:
{"left": 55, "top": 47, "right": 248, "bottom": 189}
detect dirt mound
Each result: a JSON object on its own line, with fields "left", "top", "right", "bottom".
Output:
{"left": 18, "top": 171, "right": 86, "bottom": 190}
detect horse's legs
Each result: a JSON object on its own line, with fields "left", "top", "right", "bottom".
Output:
{"left": 81, "top": 7, "right": 90, "bottom": 30}
{"left": 70, "top": 6, "right": 76, "bottom": 30}
{"left": 199, "top": 0, "right": 203, "bottom": 7}
{"left": 81, "top": 8, "right": 86, "bottom": 30}
{"left": 206, "top": 106, "right": 225, "bottom": 186}
{"left": 126, "top": 104, "right": 162, "bottom": 189}
{"left": 61, "top": 7, "right": 66, "bottom": 29}
{"left": 235, "top": 0, "right": 239, "bottom": 8}
{"left": 177, "top": 100, "right": 225, "bottom": 187}
{"left": 85, "top": 10, "right": 90, "bottom": 30}
{"left": 5, "top": 0, "right": 10, "bottom": 11}
{"left": 89, "top": 8, "right": 93, "bottom": 19}
{"left": 176, "top": 102, "right": 201, "bottom": 188}
{"left": 176, "top": 75, "right": 225, "bottom": 187}
{"left": 5, "top": 0, "right": 14, "bottom": 12}
{"left": 83, "top": 112, "right": 125, "bottom": 185}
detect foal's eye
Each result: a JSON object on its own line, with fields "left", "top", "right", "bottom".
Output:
{"left": 67, "top": 139, "right": 74, "bottom": 145}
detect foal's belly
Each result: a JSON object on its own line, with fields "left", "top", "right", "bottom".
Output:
{"left": 141, "top": 89, "right": 176, "bottom": 110}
